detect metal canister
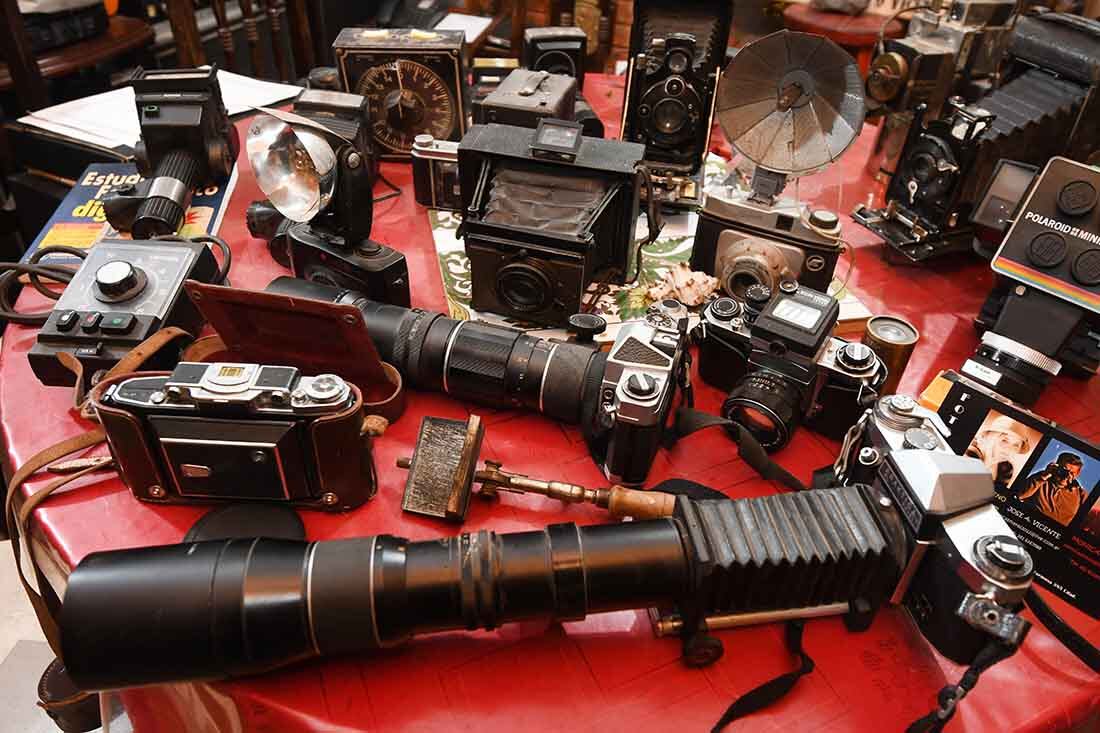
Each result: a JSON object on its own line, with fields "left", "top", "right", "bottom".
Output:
{"left": 863, "top": 315, "right": 920, "bottom": 396}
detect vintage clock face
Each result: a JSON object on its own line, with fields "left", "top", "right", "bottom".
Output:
{"left": 356, "top": 59, "right": 458, "bottom": 155}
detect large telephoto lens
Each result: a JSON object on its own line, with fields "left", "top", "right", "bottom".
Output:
{"left": 265, "top": 277, "right": 606, "bottom": 424}
{"left": 721, "top": 371, "right": 802, "bottom": 451}
{"left": 61, "top": 521, "right": 689, "bottom": 691}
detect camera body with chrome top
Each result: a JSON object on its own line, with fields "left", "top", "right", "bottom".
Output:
{"left": 91, "top": 362, "right": 375, "bottom": 511}
{"left": 696, "top": 283, "right": 886, "bottom": 451}
{"left": 594, "top": 300, "right": 691, "bottom": 485}
{"left": 411, "top": 134, "right": 461, "bottom": 211}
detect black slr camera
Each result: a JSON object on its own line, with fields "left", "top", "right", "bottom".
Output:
{"left": 696, "top": 283, "right": 886, "bottom": 450}
{"left": 966, "top": 156, "right": 1100, "bottom": 405}
{"left": 91, "top": 361, "right": 376, "bottom": 512}
{"left": 267, "top": 278, "right": 689, "bottom": 485}
{"left": 104, "top": 67, "right": 238, "bottom": 239}
{"left": 246, "top": 89, "right": 410, "bottom": 307}
{"left": 457, "top": 121, "right": 648, "bottom": 326}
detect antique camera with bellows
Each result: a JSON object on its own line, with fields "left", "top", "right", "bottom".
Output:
{"left": 245, "top": 89, "right": 410, "bottom": 307}
{"left": 691, "top": 31, "right": 862, "bottom": 299}
{"left": 855, "top": 13, "right": 1100, "bottom": 262}
{"left": 619, "top": 0, "right": 732, "bottom": 208}
{"left": 90, "top": 362, "right": 376, "bottom": 512}
{"left": 59, "top": 441, "right": 1034, "bottom": 718}
{"left": 457, "top": 121, "right": 651, "bottom": 326}
{"left": 522, "top": 27, "right": 605, "bottom": 138}
{"left": 965, "top": 157, "right": 1100, "bottom": 405}
{"left": 695, "top": 283, "right": 887, "bottom": 452}
{"left": 103, "top": 67, "right": 238, "bottom": 238}
{"left": 264, "top": 278, "right": 689, "bottom": 486}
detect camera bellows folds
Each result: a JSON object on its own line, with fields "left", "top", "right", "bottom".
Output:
{"left": 679, "top": 489, "right": 895, "bottom": 614}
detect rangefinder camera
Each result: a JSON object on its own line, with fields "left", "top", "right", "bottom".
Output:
{"left": 91, "top": 362, "right": 376, "bottom": 511}
{"left": 411, "top": 134, "right": 461, "bottom": 212}
{"left": 696, "top": 283, "right": 887, "bottom": 451}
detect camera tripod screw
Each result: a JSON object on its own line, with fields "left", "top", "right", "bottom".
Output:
{"left": 347, "top": 152, "right": 363, "bottom": 170}
{"left": 148, "top": 485, "right": 166, "bottom": 499}
{"left": 887, "top": 394, "right": 916, "bottom": 413}
{"left": 878, "top": 495, "right": 893, "bottom": 509}
{"left": 321, "top": 493, "right": 339, "bottom": 507}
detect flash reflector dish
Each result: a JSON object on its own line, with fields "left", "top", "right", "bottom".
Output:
{"left": 247, "top": 110, "right": 338, "bottom": 223}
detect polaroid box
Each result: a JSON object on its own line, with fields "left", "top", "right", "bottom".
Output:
{"left": 922, "top": 370, "right": 1100, "bottom": 618}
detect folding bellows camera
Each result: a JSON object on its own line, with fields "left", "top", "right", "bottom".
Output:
{"left": 457, "top": 122, "right": 647, "bottom": 326}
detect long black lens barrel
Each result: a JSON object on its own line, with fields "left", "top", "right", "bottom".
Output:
{"left": 60, "top": 520, "right": 688, "bottom": 691}
{"left": 265, "top": 277, "right": 605, "bottom": 424}
{"left": 132, "top": 150, "right": 200, "bottom": 238}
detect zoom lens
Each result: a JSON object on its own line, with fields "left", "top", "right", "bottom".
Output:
{"left": 265, "top": 277, "right": 605, "bottom": 424}
{"left": 722, "top": 371, "right": 802, "bottom": 451}
{"left": 497, "top": 262, "right": 552, "bottom": 314}
{"left": 61, "top": 522, "right": 689, "bottom": 690}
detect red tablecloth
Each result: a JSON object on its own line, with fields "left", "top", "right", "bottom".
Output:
{"left": 3, "top": 75, "right": 1100, "bottom": 732}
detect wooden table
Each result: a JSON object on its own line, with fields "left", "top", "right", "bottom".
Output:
{"left": 783, "top": 4, "right": 905, "bottom": 73}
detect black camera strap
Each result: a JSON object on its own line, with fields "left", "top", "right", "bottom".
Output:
{"left": 906, "top": 640, "right": 1018, "bottom": 733}
{"left": 710, "top": 620, "right": 815, "bottom": 732}
{"left": 1023, "top": 588, "right": 1100, "bottom": 673}
{"left": 668, "top": 407, "right": 808, "bottom": 492}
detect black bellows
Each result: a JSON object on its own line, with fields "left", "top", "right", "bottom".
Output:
{"left": 677, "top": 489, "right": 895, "bottom": 614}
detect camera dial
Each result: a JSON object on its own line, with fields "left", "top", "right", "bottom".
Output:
{"left": 710, "top": 297, "right": 742, "bottom": 320}
{"left": 837, "top": 342, "right": 876, "bottom": 372}
{"left": 94, "top": 261, "right": 148, "bottom": 303}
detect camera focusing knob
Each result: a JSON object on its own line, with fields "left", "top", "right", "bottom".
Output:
{"left": 567, "top": 313, "right": 608, "bottom": 343}
{"left": 94, "top": 260, "right": 147, "bottom": 302}
{"left": 625, "top": 373, "right": 658, "bottom": 399}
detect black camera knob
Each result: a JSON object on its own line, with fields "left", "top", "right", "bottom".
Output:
{"left": 745, "top": 284, "right": 772, "bottom": 308}
{"left": 1056, "top": 179, "right": 1097, "bottom": 217}
{"left": 710, "top": 297, "right": 742, "bottom": 320}
{"left": 567, "top": 313, "right": 608, "bottom": 343}
{"left": 625, "top": 373, "right": 658, "bottom": 399}
{"left": 902, "top": 427, "right": 939, "bottom": 451}
{"left": 94, "top": 260, "right": 147, "bottom": 302}
{"left": 974, "top": 535, "right": 1034, "bottom": 582}
{"left": 808, "top": 209, "right": 840, "bottom": 232}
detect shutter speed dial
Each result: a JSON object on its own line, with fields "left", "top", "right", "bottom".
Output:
{"left": 94, "top": 260, "right": 148, "bottom": 303}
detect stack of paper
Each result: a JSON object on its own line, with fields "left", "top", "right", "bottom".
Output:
{"left": 16, "top": 69, "right": 302, "bottom": 151}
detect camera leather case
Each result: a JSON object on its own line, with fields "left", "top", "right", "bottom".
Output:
{"left": 183, "top": 280, "right": 405, "bottom": 421}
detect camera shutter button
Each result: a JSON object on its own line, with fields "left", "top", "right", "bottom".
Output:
{"left": 837, "top": 342, "right": 875, "bottom": 371}
{"left": 304, "top": 374, "right": 346, "bottom": 403}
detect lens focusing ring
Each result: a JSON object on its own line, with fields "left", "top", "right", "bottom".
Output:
{"left": 722, "top": 370, "right": 802, "bottom": 450}
{"left": 979, "top": 332, "right": 1062, "bottom": 377}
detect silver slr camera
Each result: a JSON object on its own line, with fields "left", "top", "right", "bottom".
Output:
{"left": 834, "top": 394, "right": 1034, "bottom": 660}
{"left": 596, "top": 300, "right": 691, "bottom": 486}
{"left": 92, "top": 362, "right": 376, "bottom": 511}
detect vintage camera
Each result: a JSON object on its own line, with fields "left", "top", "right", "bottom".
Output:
{"left": 457, "top": 121, "right": 648, "bottom": 326}
{"left": 595, "top": 300, "right": 691, "bottom": 485}
{"left": 523, "top": 26, "right": 587, "bottom": 87}
{"left": 696, "top": 284, "right": 886, "bottom": 451}
{"left": 28, "top": 239, "right": 221, "bottom": 387}
{"left": 90, "top": 361, "right": 375, "bottom": 512}
{"left": 245, "top": 89, "right": 410, "bottom": 307}
{"left": 103, "top": 67, "right": 238, "bottom": 238}
{"left": 856, "top": 13, "right": 1100, "bottom": 262}
{"left": 692, "top": 178, "right": 844, "bottom": 298}
{"left": 411, "top": 134, "right": 461, "bottom": 211}
{"left": 522, "top": 27, "right": 604, "bottom": 138}
{"left": 853, "top": 101, "right": 994, "bottom": 263}
{"left": 473, "top": 69, "right": 577, "bottom": 129}
{"left": 965, "top": 156, "right": 1100, "bottom": 405}
{"left": 264, "top": 278, "right": 686, "bottom": 486}
{"left": 621, "top": 33, "right": 716, "bottom": 208}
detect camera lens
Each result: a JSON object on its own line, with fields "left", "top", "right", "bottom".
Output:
{"left": 722, "top": 371, "right": 802, "bottom": 451}
{"left": 496, "top": 262, "right": 552, "bottom": 314}
{"left": 965, "top": 331, "right": 1062, "bottom": 406}
{"left": 263, "top": 277, "right": 604, "bottom": 425}
{"left": 664, "top": 77, "right": 685, "bottom": 96}
{"left": 667, "top": 51, "right": 690, "bottom": 75}
{"left": 653, "top": 99, "right": 688, "bottom": 135}
{"left": 911, "top": 152, "right": 938, "bottom": 184}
